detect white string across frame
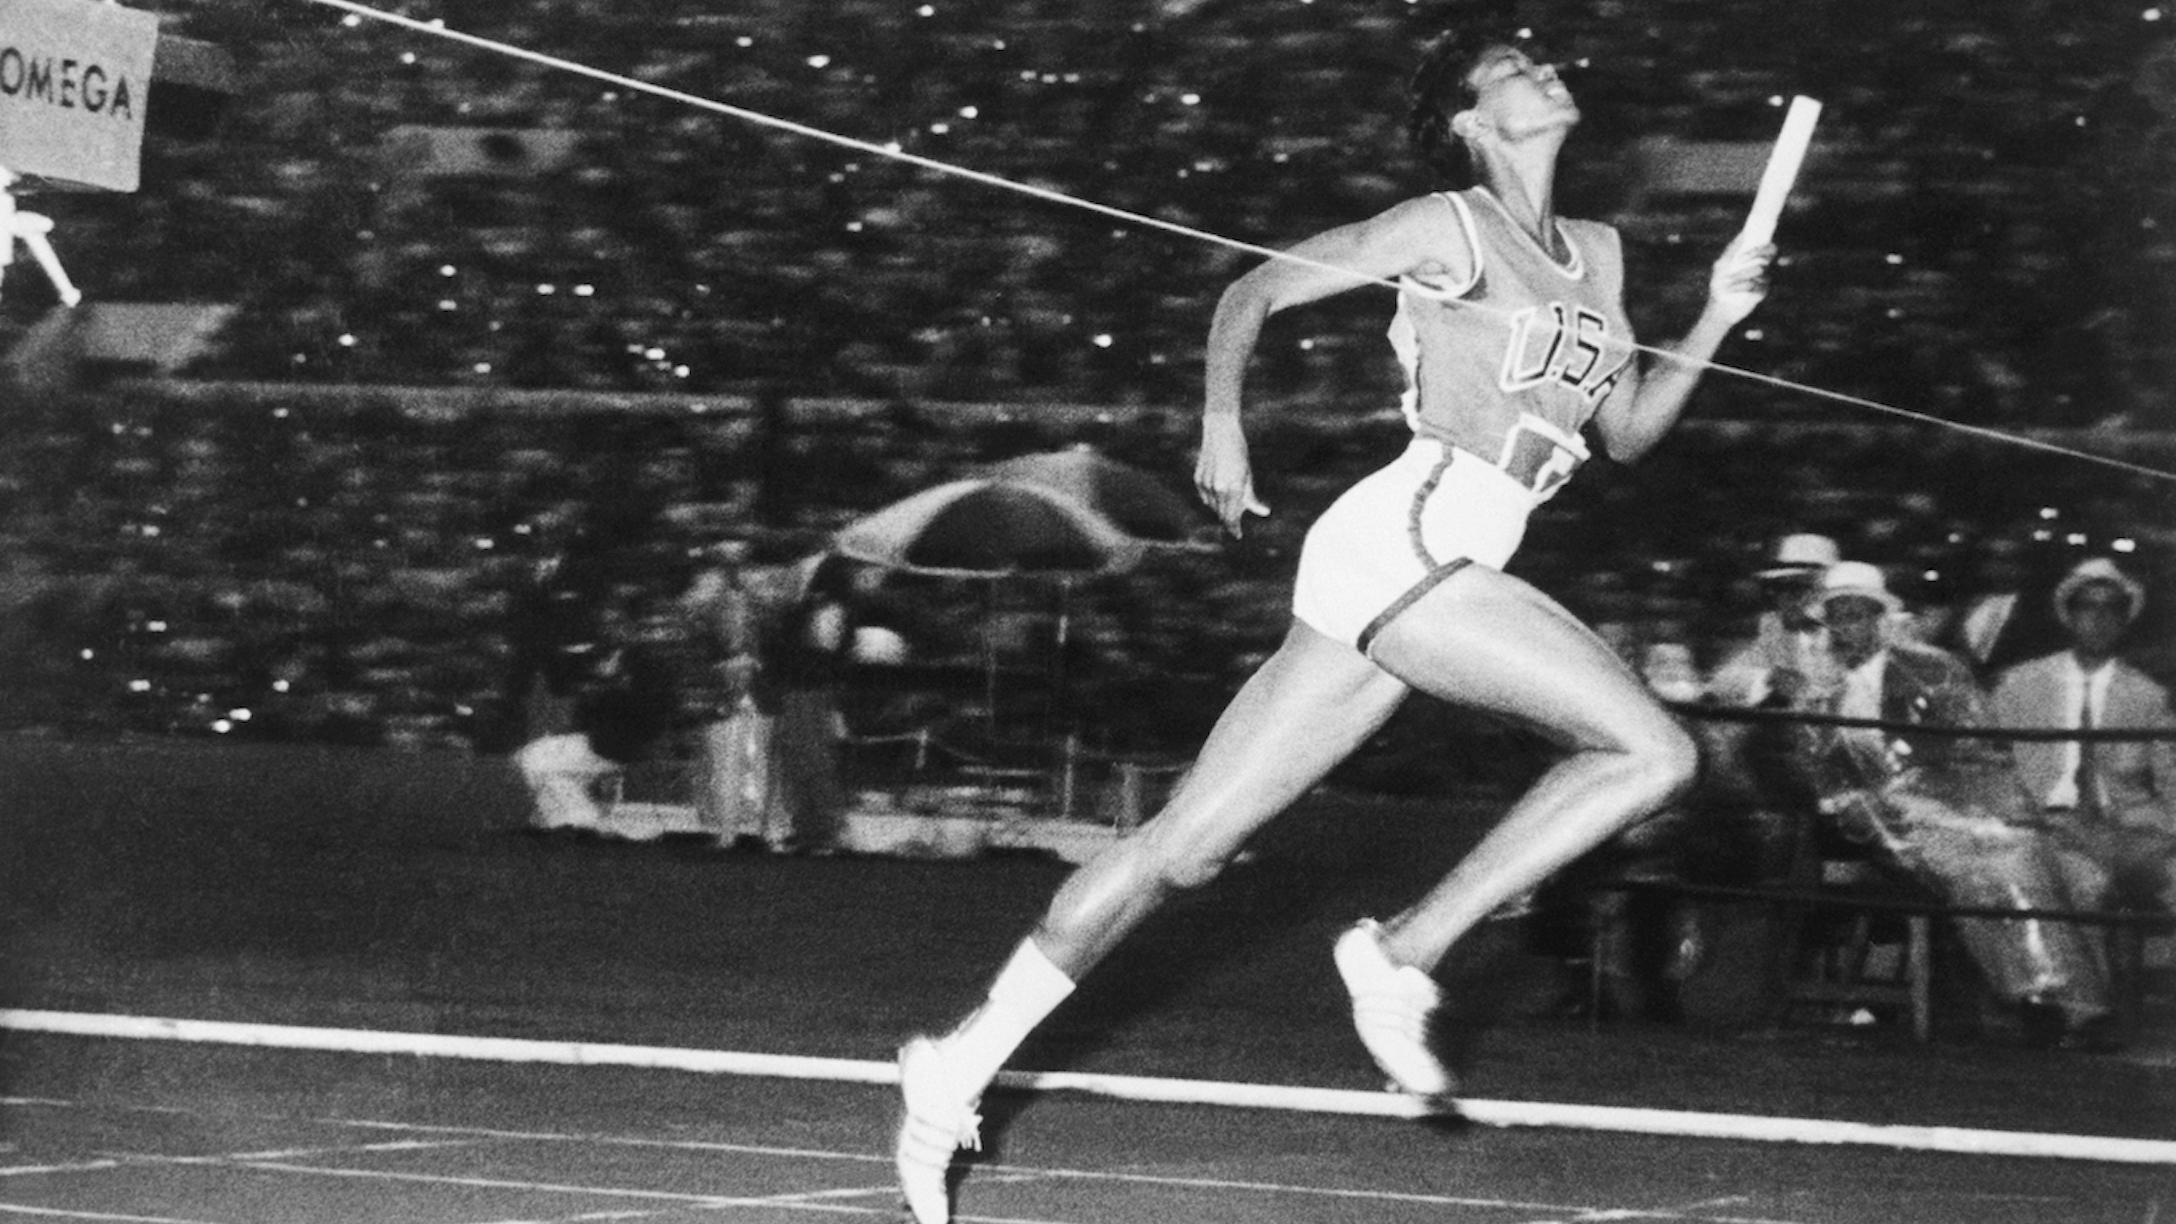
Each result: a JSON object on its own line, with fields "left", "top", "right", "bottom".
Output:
{"left": 305, "top": 0, "right": 2173, "bottom": 484}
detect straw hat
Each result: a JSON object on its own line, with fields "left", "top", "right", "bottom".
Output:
{"left": 1817, "top": 560, "right": 1901, "bottom": 615}
{"left": 1756, "top": 533, "right": 1841, "bottom": 580}
{"left": 2052, "top": 557, "right": 2145, "bottom": 628}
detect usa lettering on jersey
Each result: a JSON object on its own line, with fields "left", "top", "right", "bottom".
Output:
{"left": 1497, "top": 303, "right": 1634, "bottom": 404}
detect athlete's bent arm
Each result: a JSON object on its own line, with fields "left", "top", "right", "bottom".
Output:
{"left": 1198, "top": 198, "right": 1472, "bottom": 536}
{"left": 1593, "top": 235, "right": 1772, "bottom": 464}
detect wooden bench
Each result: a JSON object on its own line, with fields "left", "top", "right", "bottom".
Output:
{"left": 1582, "top": 876, "right": 2169, "bottom": 1042}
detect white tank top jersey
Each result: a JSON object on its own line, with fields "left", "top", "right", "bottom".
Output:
{"left": 1387, "top": 186, "right": 1639, "bottom": 502}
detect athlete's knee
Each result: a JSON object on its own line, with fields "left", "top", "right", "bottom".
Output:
{"left": 1139, "top": 822, "right": 1244, "bottom": 892}
{"left": 1624, "top": 718, "right": 1700, "bottom": 803}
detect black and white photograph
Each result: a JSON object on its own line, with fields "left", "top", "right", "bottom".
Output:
{"left": 0, "top": 0, "right": 2172, "bottom": 1220}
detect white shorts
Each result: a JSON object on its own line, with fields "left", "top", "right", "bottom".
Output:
{"left": 1291, "top": 436, "right": 1540, "bottom": 654}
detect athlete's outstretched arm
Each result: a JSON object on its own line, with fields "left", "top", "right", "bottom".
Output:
{"left": 1594, "top": 235, "right": 1772, "bottom": 463}
{"left": 1197, "top": 197, "right": 1469, "bottom": 536}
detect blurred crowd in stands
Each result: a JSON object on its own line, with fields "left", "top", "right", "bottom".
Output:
{"left": 0, "top": 0, "right": 2171, "bottom": 782}
{"left": 5, "top": 0, "right": 2173, "bottom": 422}
{"left": 0, "top": 382, "right": 2167, "bottom": 780}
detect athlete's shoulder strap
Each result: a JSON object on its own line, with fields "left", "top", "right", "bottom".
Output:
{"left": 1560, "top": 216, "right": 1625, "bottom": 297}
{"left": 1416, "top": 189, "right": 1484, "bottom": 298}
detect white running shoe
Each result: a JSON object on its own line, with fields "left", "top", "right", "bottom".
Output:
{"left": 894, "top": 1036, "right": 982, "bottom": 1224}
{"left": 1332, "top": 919, "right": 1456, "bottom": 1099}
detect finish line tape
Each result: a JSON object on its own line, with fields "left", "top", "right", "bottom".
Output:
{"left": 5, "top": 1008, "right": 2169, "bottom": 1165}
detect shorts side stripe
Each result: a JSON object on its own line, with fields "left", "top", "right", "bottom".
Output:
{"left": 1356, "top": 557, "right": 1472, "bottom": 657}
{"left": 1405, "top": 449, "right": 1457, "bottom": 568}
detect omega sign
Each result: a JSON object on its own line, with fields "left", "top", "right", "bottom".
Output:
{"left": 0, "top": 0, "right": 158, "bottom": 192}
{"left": 1, "top": 46, "right": 138, "bottom": 117}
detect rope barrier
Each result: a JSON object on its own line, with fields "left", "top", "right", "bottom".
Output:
{"left": 1588, "top": 878, "right": 2171, "bottom": 928}
{"left": 299, "top": 0, "right": 2176, "bottom": 485}
{"left": 1668, "top": 700, "right": 2176, "bottom": 743}
{"left": 838, "top": 707, "right": 2165, "bottom": 755}
{"left": 842, "top": 726, "right": 1190, "bottom": 773}
{"left": 835, "top": 708, "right": 2163, "bottom": 775}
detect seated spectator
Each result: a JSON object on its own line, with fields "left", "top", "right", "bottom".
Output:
{"left": 1706, "top": 532, "right": 1843, "bottom": 711}
{"left": 514, "top": 596, "right": 685, "bottom": 837}
{"left": 1945, "top": 526, "right": 2086, "bottom": 680}
{"left": 1794, "top": 561, "right": 2113, "bottom": 1049}
{"left": 1699, "top": 531, "right": 1845, "bottom": 884}
{"left": 1991, "top": 558, "right": 2176, "bottom": 919}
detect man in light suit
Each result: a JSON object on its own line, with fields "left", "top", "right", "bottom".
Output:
{"left": 1991, "top": 557, "right": 2176, "bottom": 916}
{"left": 1796, "top": 562, "right": 2111, "bottom": 1047}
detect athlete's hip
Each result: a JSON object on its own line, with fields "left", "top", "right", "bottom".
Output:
{"left": 1292, "top": 436, "right": 1543, "bottom": 649}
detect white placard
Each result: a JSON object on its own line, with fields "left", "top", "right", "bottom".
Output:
{"left": 0, "top": 0, "right": 159, "bottom": 192}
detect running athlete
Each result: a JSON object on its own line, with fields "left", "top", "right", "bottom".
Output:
{"left": 896, "top": 28, "right": 1774, "bottom": 1223}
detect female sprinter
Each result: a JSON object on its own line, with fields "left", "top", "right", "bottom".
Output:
{"left": 895, "top": 27, "right": 1774, "bottom": 1223}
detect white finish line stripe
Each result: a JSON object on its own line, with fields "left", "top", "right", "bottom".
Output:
{"left": 6, "top": 1009, "right": 2171, "bottom": 1166}
{"left": 0, "top": 1009, "right": 891, "bottom": 1084}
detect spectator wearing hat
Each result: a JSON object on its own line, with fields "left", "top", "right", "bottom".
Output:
{"left": 1693, "top": 533, "right": 1848, "bottom": 888}
{"left": 1706, "top": 533, "right": 1843, "bottom": 711}
{"left": 1991, "top": 558, "right": 2176, "bottom": 917}
{"left": 1791, "top": 560, "right": 2112, "bottom": 1048}
{"left": 1819, "top": 561, "right": 1940, "bottom": 739}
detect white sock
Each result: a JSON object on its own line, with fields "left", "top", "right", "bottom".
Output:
{"left": 938, "top": 938, "right": 1077, "bottom": 1094}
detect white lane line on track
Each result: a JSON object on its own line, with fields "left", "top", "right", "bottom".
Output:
{"left": 314, "top": 1119, "right": 1829, "bottom": 1223}
{"left": 928, "top": 1163, "right": 1823, "bottom": 1222}
{"left": 11, "top": 1096, "right": 2124, "bottom": 1224}
{"left": 318, "top": 1117, "right": 1842, "bottom": 1222}
{"left": 93, "top": 1154, "right": 1025, "bottom": 1220}
{"left": 330, "top": 1118, "right": 902, "bottom": 1164}
{"left": 304, "top": 1117, "right": 1779, "bottom": 1218}
{"left": 0, "top": 1204, "right": 228, "bottom": 1223}
{"left": 15, "top": 1102, "right": 1818, "bottom": 1224}
{"left": 103, "top": 1154, "right": 754, "bottom": 1205}
{"left": 1, "top": 1101, "right": 191, "bottom": 1116}
{"left": 463, "top": 1212, "right": 686, "bottom": 1224}
{"left": 0, "top": 1164, "right": 123, "bottom": 1179}
{"left": 149, "top": 1140, "right": 486, "bottom": 1162}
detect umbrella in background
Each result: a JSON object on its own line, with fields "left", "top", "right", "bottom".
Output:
{"left": 832, "top": 478, "right": 1149, "bottom": 578}
{"left": 979, "top": 448, "right": 1206, "bottom": 547}
{"left": 830, "top": 448, "right": 1201, "bottom": 728}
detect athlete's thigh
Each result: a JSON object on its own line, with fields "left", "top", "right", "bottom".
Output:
{"left": 1142, "top": 621, "right": 1409, "bottom": 861}
{"left": 1367, "top": 564, "right": 1668, "bottom": 752}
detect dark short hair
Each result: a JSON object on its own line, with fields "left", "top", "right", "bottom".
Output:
{"left": 1407, "top": 26, "right": 1547, "bottom": 182}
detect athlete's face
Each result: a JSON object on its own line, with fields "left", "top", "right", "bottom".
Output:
{"left": 1462, "top": 46, "right": 1579, "bottom": 134}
